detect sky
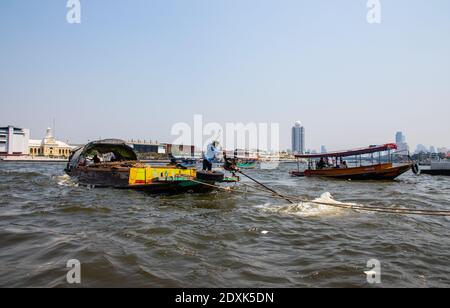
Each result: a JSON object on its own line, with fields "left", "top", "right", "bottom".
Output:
{"left": 0, "top": 0, "right": 449, "bottom": 151}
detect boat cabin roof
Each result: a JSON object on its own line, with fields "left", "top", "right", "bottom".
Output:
{"left": 69, "top": 139, "right": 138, "bottom": 163}
{"left": 295, "top": 143, "right": 397, "bottom": 159}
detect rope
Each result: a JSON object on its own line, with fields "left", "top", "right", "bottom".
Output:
{"left": 188, "top": 178, "right": 236, "bottom": 191}
{"left": 237, "top": 170, "right": 295, "bottom": 204}
{"left": 189, "top": 179, "right": 450, "bottom": 217}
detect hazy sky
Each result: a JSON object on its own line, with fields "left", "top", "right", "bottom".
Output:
{"left": 1, "top": 0, "right": 449, "bottom": 151}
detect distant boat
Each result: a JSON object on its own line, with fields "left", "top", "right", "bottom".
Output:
{"left": 231, "top": 149, "right": 258, "bottom": 169}
{"left": 420, "top": 161, "right": 450, "bottom": 176}
{"left": 290, "top": 143, "right": 413, "bottom": 180}
{"left": 236, "top": 159, "right": 258, "bottom": 169}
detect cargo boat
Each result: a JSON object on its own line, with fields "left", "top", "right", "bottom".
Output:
{"left": 65, "top": 139, "right": 238, "bottom": 193}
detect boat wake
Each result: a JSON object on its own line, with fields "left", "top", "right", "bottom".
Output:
{"left": 255, "top": 192, "right": 354, "bottom": 217}
{"left": 55, "top": 174, "right": 78, "bottom": 187}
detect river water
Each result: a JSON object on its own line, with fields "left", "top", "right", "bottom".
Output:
{"left": 0, "top": 162, "right": 449, "bottom": 287}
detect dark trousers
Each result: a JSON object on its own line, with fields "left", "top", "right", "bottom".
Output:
{"left": 203, "top": 159, "right": 212, "bottom": 171}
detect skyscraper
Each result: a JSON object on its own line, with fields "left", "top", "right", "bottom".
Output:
{"left": 395, "top": 131, "right": 406, "bottom": 144}
{"left": 292, "top": 121, "right": 305, "bottom": 154}
{"left": 395, "top": 131, "right": 409, "bottom": 154}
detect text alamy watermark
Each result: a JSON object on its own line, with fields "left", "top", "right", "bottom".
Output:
{"left": 171, "top": 115, "right": 280, "bottom": 155}
{"left": 66, "top": 0, "right": 81, "bottom": 24}
{"left": 66, "top": 1, "right": 381, "bottom": 25}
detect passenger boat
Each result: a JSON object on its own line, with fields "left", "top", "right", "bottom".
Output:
{"left": 65, "top": 139, "right": 238, "bottom": 193}
{"left": 290, "top": 143, "right": 413, "bottom": 180}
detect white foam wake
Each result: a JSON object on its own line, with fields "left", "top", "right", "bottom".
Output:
{"left": 55, "top": 174, "right": 78, "bottom": 187}
{"left": 256, "top": 192, "right": 355, "bottom": 217}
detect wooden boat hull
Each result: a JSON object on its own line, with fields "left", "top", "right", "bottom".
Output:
{"left": 291, "top": 163, "right": 412, "bottom": 180}
{"left": 66, "top": 167, "right": 233, "bottom": 194}
{"left": 237, "top": 163, "right": 257, "bottom": 169}
{"left": 125, "top": 181, "right": 216, "bottom": 194}
{"left": 67, "top": 167, "right": 131, "bottom": 188}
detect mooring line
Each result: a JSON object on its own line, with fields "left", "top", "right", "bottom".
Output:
{"left": 237, "top": 170, "right": 295, "bottom": 204}
{"left": 188, "top": 179, "right": 450, "bottom": 217}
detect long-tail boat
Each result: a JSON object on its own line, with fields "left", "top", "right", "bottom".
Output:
{"left": 65, "top": 139, "right": 238, "bottom": 193}
{"left": 290, "top": 143, "right": 413, "bottom": 180}
{"left": 231, "top": 149, "right": 258, "bottom": 169}
{"left": 236, "top": 159, "right": 258, "bottom": 169}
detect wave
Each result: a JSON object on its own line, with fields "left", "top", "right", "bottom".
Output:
{"left": 255, "top": 192, "right": 355, "bottom": 217}
{"left": 57, "top": 205, "right": 111, "bottom": 214}
{"left": 0, "top": 170, "right": 42, "bottom": 177}
{"left": 55, "top": 174, "right": 78, "bottom": 187}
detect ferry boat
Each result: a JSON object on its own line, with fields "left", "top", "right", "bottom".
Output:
{"left": 290, "top": 143, "right": 413, "bottom": 180}
{"left": 65, "top": 139, "right": 238, "bottom": 193}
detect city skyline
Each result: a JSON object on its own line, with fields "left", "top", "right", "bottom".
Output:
{"left": 2, "top": 122, "right": 448, "bottom": 155}
{"left": 1, "top": 1, "right": 449, "bottom": 151}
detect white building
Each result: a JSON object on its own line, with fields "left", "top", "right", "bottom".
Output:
{"left": 29, "top": 128, "right": 73, "bottom": 158}
{"left": 292, "top": 121, "right": 305, "bottom": 154}
{"left": 0, "top": 126, "right": 30, "bottom": 156}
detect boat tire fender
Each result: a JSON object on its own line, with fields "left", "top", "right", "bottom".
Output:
{"left": 196, "top": 170, "right": 225, "bottom": 182}
{"left": 412, "top": 163, "right": 420, "bottom": 175}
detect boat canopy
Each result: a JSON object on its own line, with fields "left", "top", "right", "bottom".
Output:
{"left": 81, "top": 139, "right": 137, "bottom": 160}
{"left": 68, "top": 139, "right": 137, "bottom": 169}
{"left": 295, "top": 143, "right": 397, "bottom": 159}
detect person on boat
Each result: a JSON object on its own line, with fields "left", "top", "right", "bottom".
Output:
{"left": 317, "top": 157, "right": 326, "bottom": 169}
{"left": 203, "top": 141, "right": 220, "bottom": 172}
{"left": 341, "top": 161, "right": 349, "bottom": 168}
{"left": 93, "top": 154, "right": 101, "bottom": 164}
{"left": 109, "top": 152, "right": 117, "bottom": 162}
{"left": 223, "top": 151, "right": 239, "bottom": 173}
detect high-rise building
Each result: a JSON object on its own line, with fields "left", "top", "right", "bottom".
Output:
{"left": 292, "top": 121, "right": 305, "bottom": 154}
{"left": 395, "top": 131, "right": 409, "bottom": 154}
{"left": 321, "top": 145, "right": 327, "bottom": 154}
{"left": 396, "top": 131, "right": 406, "bottom": 144}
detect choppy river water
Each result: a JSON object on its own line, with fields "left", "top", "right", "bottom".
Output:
{"left": 0, "top": 162, "right": 449, "bottom": 287}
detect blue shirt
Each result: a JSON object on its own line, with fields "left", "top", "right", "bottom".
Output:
{"left": 205, "top": 144, "right": 220, "bottom": 162}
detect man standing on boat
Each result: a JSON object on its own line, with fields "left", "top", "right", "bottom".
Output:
{"left": 203, "top": 141, "right": 220, "bottom": 172}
